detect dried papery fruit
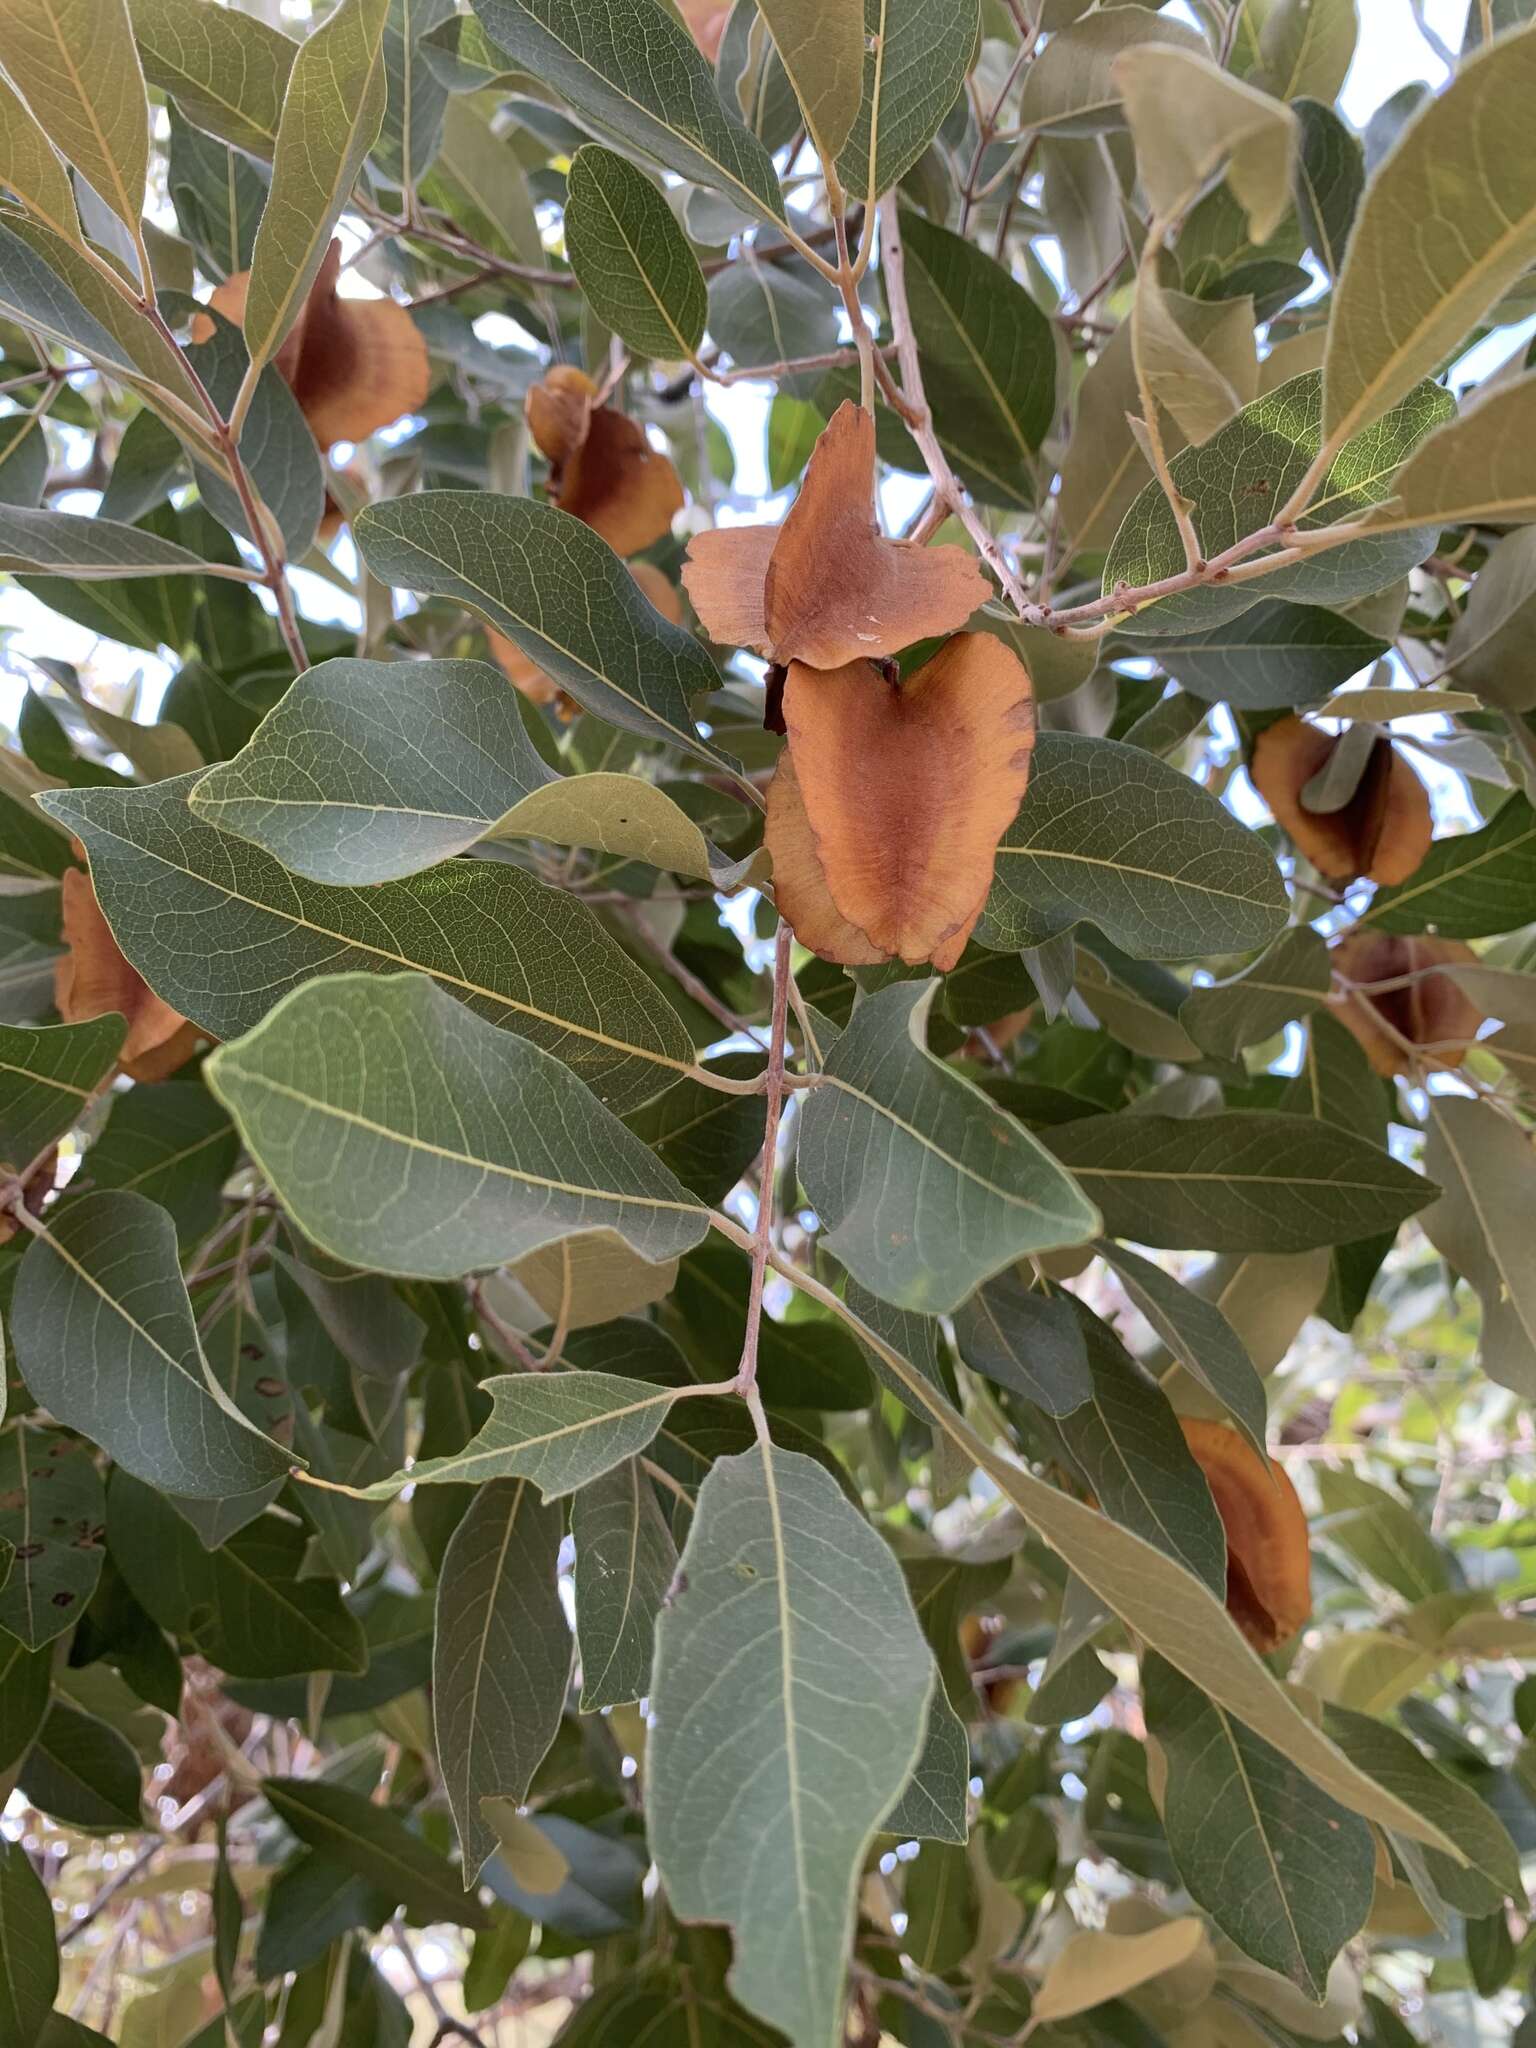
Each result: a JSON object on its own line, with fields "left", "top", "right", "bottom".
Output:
{"left": 1179, "top": 1418, "right": 1310, "bottom": 1654}
{"left": 200, "top": 241, "right": 430, "bottom": 448}
{"left": 773, "top": 634, "right": 1035, "bottom": 969}
{"left": 764, "top": 751, "right": 885, "bottom": 965}
{"left": 1249, "top": 714, "right": 1432, "bottom": 886}
{"left": 56, "top": 864, "right": 202, "bottom": 1082}
{"left": 678, "top": 0, "right": 731, "bottom": 60}
{"left": 488, "top": 560, "right": 684, "bottom": 718}
{"left": 525, "top": 364, "right": 684, "bottom": 556}
{"left": 683, "top": 401, "right": 989, "bottom": 668}
{"left": 1328, "top": 930, "right": 1484, "bottom": 1077}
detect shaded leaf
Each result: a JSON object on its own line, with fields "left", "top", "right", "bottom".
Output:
{"left": 835, "top": 0, "right": 975, "bottom": 202}
{"left": 1422, "top": 1095, "right": 1536, "bottom": 1397}
{"left": 0, "top": 1836, "right": 58, "bottom": 2048}
{"left": 18, "top": 1700, "right": 143, "bottom": 1832}
{"left": 1179, "top": 926, "right": 1331, "bottom": 1059}
{"left": 1143, "top": 1650, "right": 1374, "bottom": 1998}
{"left": 951, "top": 1275, "right": 1092, "bottom": 1416}
{"left": 434, "top": 1475, "right": 569, "bottom": 1880}
{"left": 1096, "top": 1242, "right": 1267, "bottom": 1457}
{"left": 11, "top": 1190, "right": 294, "bottom": 1499}
{"left": 1044, "top": 1109, "right": 1435, "bottom": 1252}
{"left": 572, "top": 1457, "right": 677, "bottom": 1710}
{"left": 0, "top": 1015, "right": 125, "bottom": 1172}
{"left": 1150, "top": 598, "right": 1387, "bottom": 709}
{"left": 1367, "top": 794, "right": 1536, "bottom": 937}
{"left": 0, "top": 1424, "right": 105, "bottom": 1650}
{"left": 0, "top": 505, "right": 213, "bottom": 579}
{"left": 264, "top": 1777, "right": 489, "bottom": 1925}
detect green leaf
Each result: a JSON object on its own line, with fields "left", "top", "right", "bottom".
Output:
{"left": 0, "top": 504, "right": 214, "bottom": 578}
{"left": 564, "top": 145, "right": 708, "bottom": 360}
{"left": 882, "top": 1685, "right": 970, "bottom": 1845}
{"left": 1422, "top": 1096, "right": 1536, "bottom": 1398}
{"left": 1102, "top": 371, "right": 1455, "bottom": 637}
{"left": 1244, "top": 0, "right": 1358, "bottom": 103}
{"left": 1179, "top": 926, "right": 1331, "bottom": 1059}
{"left": 0, "top": 1014, "right": 124, "bottom": 1171}
{"left": 130, "top": 0, "right": 297, "bottom": 155}
{"left": 188, "top": 657, "right": 558, "bottom": 884}
{"left": 1322, "top": 21, "right": 1536, "bottom": 446}
{"left": 379, "top": 0, "right": 455, "bottom": 185}
{"left": 0, "top": 416, "right": 46, "bottom": 514}
{"left": 1143, "top": 1651, "right": 1374, "bottom": 2000}
{"left": 1053, "top": 1304, "right": 1227, "bottom": 1593}
{"left": 1322, "top": 1702, "right": 1523, "bottom": 1916}
{"left": 798, "top": 981, "right": 1099, "bottom": 1313}
{"left": 1149, "top": 598, "right": 1387, "bottom": 709}
{"left": 756, "top": 0, "right": 863, "bottom": 161}
{"left": 1044, "top": 1109, "right": 1434, "bottom": 1253}
{"left": 39, "top": 774, "right": 697, "bottom": 1113}
{"left": 1444, "top": 527, "right": 1536, "bottom": 713}
{"left": 572, "top": 1457, "right": 677, "bottom": 1710}
{"left": 0, "top": 1424, "right": 105, "bottom": 1649}
{"left": 1018, "top": 6, "right": 1206, "bottom": 136}
{"left": 434, "top": 1475, "right": 569, "bottom": 1880}
{"left": 183, "top": 311, "right": 323, "bottom": 561}
{"left": 242, "top": 0, "right": 390, "bottom": 379}
{"left": 951, "top": 1276, "right": 1092, "bottom": 1416}
{"left": 108, "top": 1468, "right": 368, "bottom": 1677}
{"left": 426, "top": 96, "right": 542, "bottom": 264}
{"left": 650, "top": 1445, "right": 932, "bottom": 2048}
{"left": 834, "top": 0, "right": 975, "bottom": 202}
{"left": 978, "top": 732, "right": 1289, "bottom": 960}
{"left": 345, "top": 1370, "right": 692, "bottom": 1500}
{"left": 0, "top": 1835, "right": 58, "bottom": 2048}
{"left": 897, "top": 208, "right": 1055, "bottom": 501}
{"left": 10, "top": 1190, "right": 294, "bottom": 1499}
{"left": 18, "top": 1700, "right": 143, "bottom": 1832}
{"left": 623, "top": 1055, "right": 767, "bottom": 1203}
{"left": 902, "top": 1841, "right": 978, "bottom": 1975}
{"left": 1095, "top": 1242, "right": 1267, "bottom": 1458}
{"left": 1113, "top": 46, "right": 1297, "bottom": 240}
{"left": 263, "top": 1777, "right": 488, "bottom": 1925}
{"left": 207, "top": 971, "right": 708, "bottom": 1280}
{"left": 354, "top": 493, "right": 735, "bottom": 773}
{"left": 0, "top": 1635, "right": 51, "bottom": 1776}
{"left": 0, "top": 72, "right": 80, "bottom": 245}
{"left": 0, "top": 0, "right": 150, "bottom": 245}
{"left": 467, "top": 0, "right": 784, "bottom": 222}
{"left": 773, "top": 1276, "right": 1463, "bottom": 1851}
{"left": 1293, "top": 96, "right": 1362, "bottom": 278}
{"left": 1367, "top": 794, "right": 1536, "bottom": 937}
{"left": 710, "top": 257, "right": 836, "bottom": 372}
{"left": 1366, "top": 371, "right": 1536, "bottom": 530}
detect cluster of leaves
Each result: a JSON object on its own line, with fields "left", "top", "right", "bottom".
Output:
{"left": 3, "top": 0, "right": 1536, "bottom": 2043}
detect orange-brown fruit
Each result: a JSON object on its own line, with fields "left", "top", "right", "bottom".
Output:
{"left": 1249, "top": 715, "right": 1432, "bottom": 886}
{"left": 769, "top": 634, "right": 1034, "bottom": 969}
{"left": 525, "top": 364, "right": 684, "bottom": 557}
{"left": 1328, "top": 930, "right": 1485, "bottom": 1077}
{"left": 56, "top": 864, "right": 202, "bottom": 1082}
{"left": 1180, "top": 1418, "right": 1310, "bottom": 1654}
{"left": 200, "top": 241, "right": 430, "bottom": 448}
{"left": 764, "top": 752, "right": 886, "bottom": 966}
{"left": 678, "top": 0, "right": 731, "bottom": 59}
{"left": 683, "top": 401, "right": 989, "bottom": 667}
{"left": 488, "top": 560, "right": 684, "bottom": 718}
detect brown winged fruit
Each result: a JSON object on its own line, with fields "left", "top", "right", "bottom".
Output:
{"left": 1249, "top": 715, "right": 1432, "bottom": 886}
{"left": 1328, "top": 931, "right": 1484, "bottom": 1077}
{"left": 683, "top": 401, "right": 988, "bottom": 666}
{"left": 200, "top": 240, "right": 430, "bottom": 448}
{"left": 767, "top": 635, "right": 1035, "bottom": 970}
{"left": 525, "top": 365, "right": 684, "bottom": 557}
{"left": 1180, "top": 1419, "right": 1310, "bottom": 1654}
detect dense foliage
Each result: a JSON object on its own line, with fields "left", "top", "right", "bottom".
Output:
{"left": 2, "top": 0, "right": 1536, "bottom": 2041}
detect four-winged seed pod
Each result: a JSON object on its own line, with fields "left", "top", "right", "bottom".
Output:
{"left": 1250, "top": 715, "right": 1433, "bottom": 887}
{"left": 686, "top": 401, "right": 1036, "bottom": 967}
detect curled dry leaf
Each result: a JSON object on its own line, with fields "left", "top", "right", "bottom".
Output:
{"left": 525, "top": 364, "right": 684, "bottom": 557}
{"left": 1179, "top": 1418, "right": 1310, "bottom": 1654}
{"left": 201, "top": 241, "right": 430, "bottom": 449}
{"left": 488, "top": 559, "right": 684, "bottom": 717}
{"left": 1328, "top": 930, "right": 1485, "bottom": 1077}
{"left": 56, "top": 864, "right": 202, "bottom": 1083}
{"left": 768, "top": 635, "right": 1035, "bottom": 970}
{"left": 683, "top": 401, "right": 989, "bottom": 667}
{"left": 1250, "top": 715, "right": 1432, "bottom": 886}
